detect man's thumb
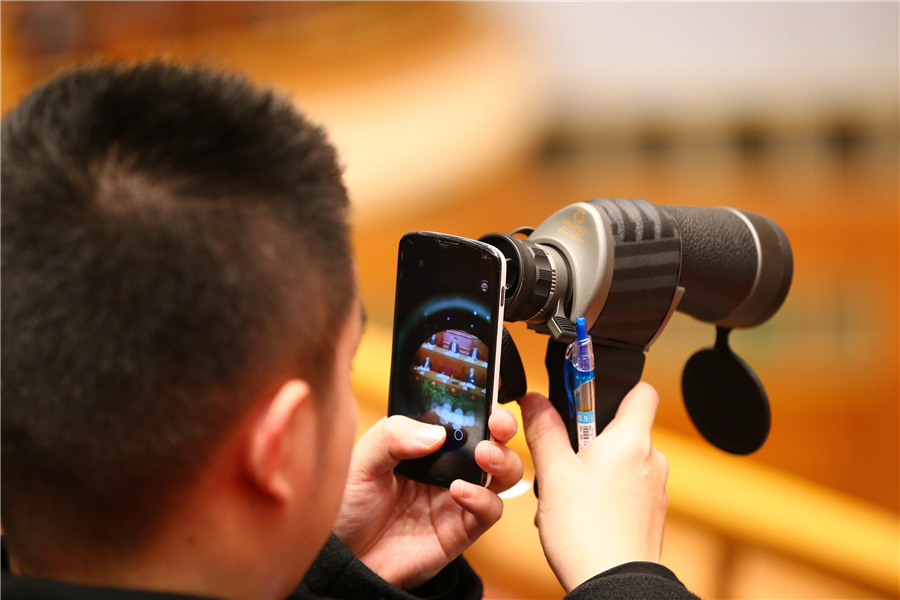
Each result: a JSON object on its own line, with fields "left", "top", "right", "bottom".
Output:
{"left": 519, "top": 392, "right": 574, "bottom": 473}
{"left": 353, "top": 416, "right": 446, "bottom": 478}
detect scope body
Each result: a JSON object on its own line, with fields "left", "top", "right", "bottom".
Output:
{"left": 481, "top": 198, "right": 793, "bottom": 348}
{"left": 480, "top": 198, "right": 792, "bottom": 455}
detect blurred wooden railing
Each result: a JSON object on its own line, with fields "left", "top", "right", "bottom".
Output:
{"left": 351, "top": 323, "right": 900, "bottom": 597}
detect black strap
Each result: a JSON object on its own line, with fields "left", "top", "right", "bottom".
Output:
{"left": 497, "top": 326, "right": 527, "bottom": 404}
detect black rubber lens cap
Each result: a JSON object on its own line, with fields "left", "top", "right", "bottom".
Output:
{"left": 682, "top": 329, "right": 770, "bottom": 455}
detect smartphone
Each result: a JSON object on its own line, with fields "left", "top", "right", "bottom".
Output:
{"left": 387, "top": 232, "right": 506, "bottom": 488}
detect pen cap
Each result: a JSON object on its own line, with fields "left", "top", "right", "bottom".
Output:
{"left": 566, "top": 317, "right": 594, "bottom": 373}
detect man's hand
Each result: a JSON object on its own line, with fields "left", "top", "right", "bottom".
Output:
{"left": 520, "top": 383, "right": 669, "bottom": 593}
{"left": 332, "top": 408, "right": 523, "bottom": 590}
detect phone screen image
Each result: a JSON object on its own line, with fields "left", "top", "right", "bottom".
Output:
{"left": 388, "top": 233, "right": 505, "bottom": 488}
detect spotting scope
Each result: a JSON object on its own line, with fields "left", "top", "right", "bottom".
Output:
{"left": 481, "top": 198, "right": 793, "bottom": 455}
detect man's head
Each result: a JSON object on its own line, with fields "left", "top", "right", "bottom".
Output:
{"left": 2, "top": 62, "right": 358, "bottom": 581}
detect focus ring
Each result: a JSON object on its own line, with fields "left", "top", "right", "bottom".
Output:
{"left": 588, "top": 198, "right": 682, "bottom": 349}
{"left": 528, "top": 248, "right": 558, "bottom": 323}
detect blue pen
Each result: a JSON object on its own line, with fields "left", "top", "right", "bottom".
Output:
{"left": 565, "top": 317, "right": 596, "bottom": 450}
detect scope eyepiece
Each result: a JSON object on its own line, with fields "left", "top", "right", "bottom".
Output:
{"left": 478, "top": 232, "right": 569, "bottom": 324}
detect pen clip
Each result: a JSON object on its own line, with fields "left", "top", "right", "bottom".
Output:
{"left": 564, "top": 343, "right": 577, "bottom": 419}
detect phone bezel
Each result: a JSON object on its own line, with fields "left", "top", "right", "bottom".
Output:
{"left": 387, "top": 231, "right": 507, "bottom": 488}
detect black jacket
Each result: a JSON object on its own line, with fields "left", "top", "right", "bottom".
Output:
{"left": 2, "top": 534, "right": 700, "bottom": 599}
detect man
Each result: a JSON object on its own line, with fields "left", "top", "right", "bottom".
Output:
{"left": 1, "top": 62, "right": 698, "bottom": 599}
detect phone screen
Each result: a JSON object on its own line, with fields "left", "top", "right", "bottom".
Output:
{"left": 388, "top": 233, "right": 505, "bottom": 487}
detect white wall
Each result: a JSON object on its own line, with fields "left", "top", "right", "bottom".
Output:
{"left": 491, "top": 2, "right": 899, "bottom": 136}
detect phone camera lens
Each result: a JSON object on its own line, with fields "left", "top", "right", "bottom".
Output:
{"left": 417, "top": 259, "right": 424, "bottom": 267}
{"left": 482, "top": 251, "right": 490, "bottom": 260}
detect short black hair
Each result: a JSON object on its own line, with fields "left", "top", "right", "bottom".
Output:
{"left": 1, "top": 61, "right": 355, "bottom": 565}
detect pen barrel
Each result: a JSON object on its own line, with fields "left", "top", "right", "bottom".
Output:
{"left": 574, "top": 376, "right": 597, "bottom": 451}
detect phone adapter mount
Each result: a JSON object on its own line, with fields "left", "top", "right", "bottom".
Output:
{"left": 483, "top": 198, "right": 792, "bottom": 456}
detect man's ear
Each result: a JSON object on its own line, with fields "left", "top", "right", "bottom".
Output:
{"left": 248, "top": 379, "right": 312, "bottom": 502}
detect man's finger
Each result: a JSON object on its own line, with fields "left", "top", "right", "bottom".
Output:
{"left": 352, "top": 416, "right": 446, "bottom": 478}
{"left": 608, "top": 382, "right": 660, "bottom": 437}
{"left": 450, "top": 479, "right": 504, "bottom": 532}
{"left": 519, "top": 392, "right": 573, "bottom": 473}
{"left": 474, "top": 440, "right": 524, "bottom": 494}
{"left": 488, "top": 406, "right": 518, "bottom": 445}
